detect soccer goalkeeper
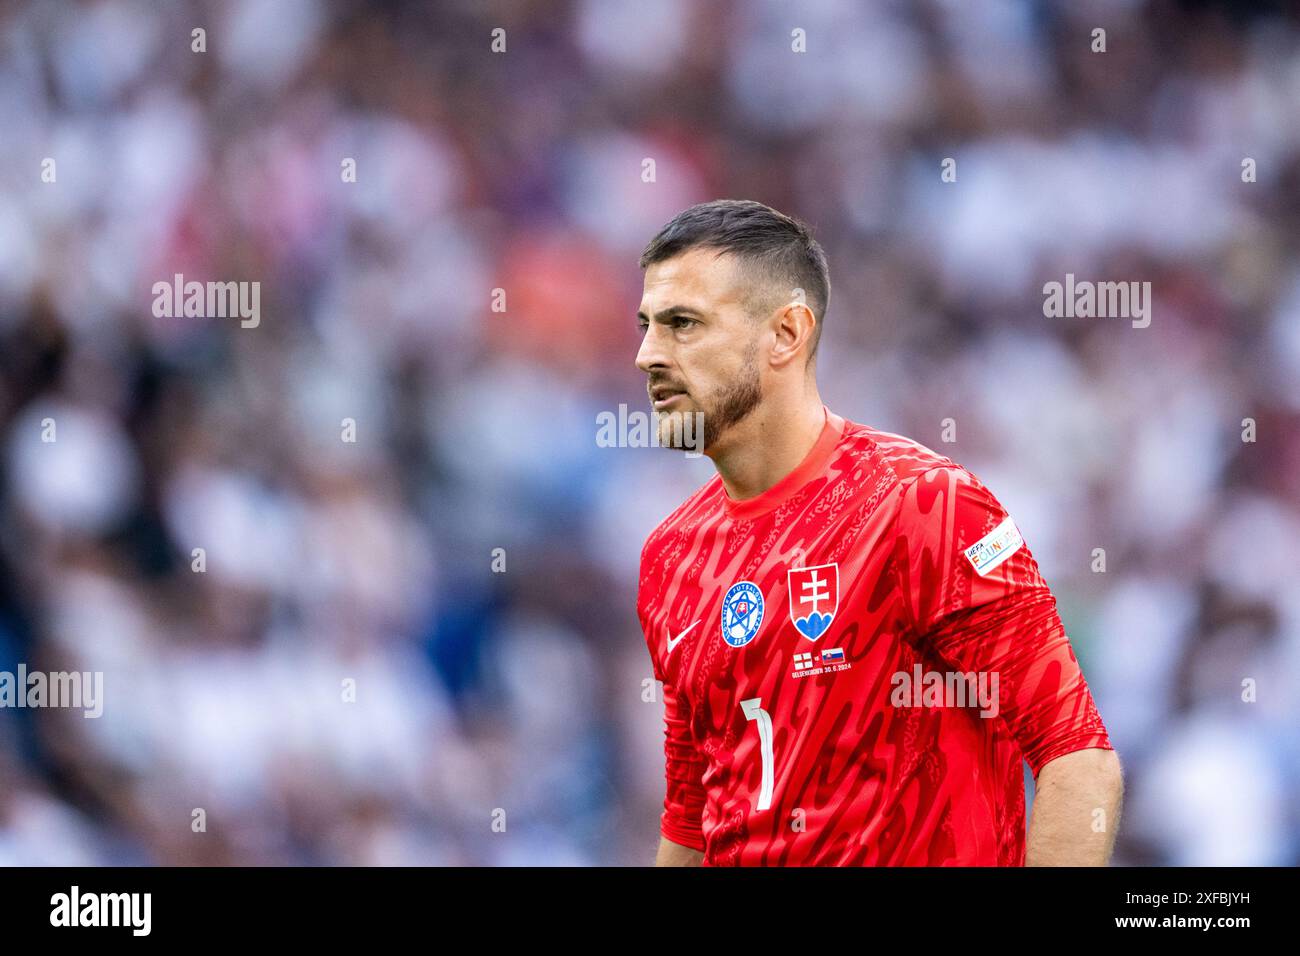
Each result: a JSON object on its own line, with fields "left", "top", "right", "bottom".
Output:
{"left": 634, "top": 199, "right": 1122, "bottom": 866}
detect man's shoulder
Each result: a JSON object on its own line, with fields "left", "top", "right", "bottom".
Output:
{"left": 838, "top": 418, "right": 968, "bottom": 490}
{"left": 842, "top": 421, "right": 1011, "bottom": 547}
{"left": 638, "top": 474, "right": 723, "bottom": 562}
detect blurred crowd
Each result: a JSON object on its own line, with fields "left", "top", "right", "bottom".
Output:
{"left": 0, "top": 0, "right": 1297, "bottom": 865}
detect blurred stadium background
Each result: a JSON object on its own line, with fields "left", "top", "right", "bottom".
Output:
{"left": 0, "top": 0, "right": 1297, "bottom": 865}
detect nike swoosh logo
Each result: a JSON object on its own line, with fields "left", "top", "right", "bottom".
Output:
{"left": 666, "top": 620, "right": 701, "bottom": 654}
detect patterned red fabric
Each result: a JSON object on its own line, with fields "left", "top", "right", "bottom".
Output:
{"left": 638, "top": 406, "right": 1113, "bottom": 865}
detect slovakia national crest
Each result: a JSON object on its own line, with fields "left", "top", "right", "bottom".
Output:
{"left": 721, "top": 581, "right": 764, "bottom": 647}
{"left": 788, "top": 562, "right": 839, "bottom": 641}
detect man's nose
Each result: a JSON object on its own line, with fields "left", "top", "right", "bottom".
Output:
{"left": 635, "top": 324, "right": 669, "bottom": 375}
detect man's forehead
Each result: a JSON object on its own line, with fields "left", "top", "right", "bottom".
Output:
{"left": 641, "top": 248, "right": 748, "bottom": 312}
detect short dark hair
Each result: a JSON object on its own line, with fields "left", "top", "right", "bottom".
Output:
{"left": 639, "top": 199, "right": 831, "bottom": 357}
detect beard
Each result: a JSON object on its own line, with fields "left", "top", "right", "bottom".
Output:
{"left": 655, "top": 340, "right": 763, "bottom": 453}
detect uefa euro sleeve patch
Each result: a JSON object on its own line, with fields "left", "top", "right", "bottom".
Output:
{"left": 963, "top": 516, "right": 1024, "bottom": 576}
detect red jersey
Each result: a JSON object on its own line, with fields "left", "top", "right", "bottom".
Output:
{"left": 637, "top": 406, "right": 1112, "bottom": 865}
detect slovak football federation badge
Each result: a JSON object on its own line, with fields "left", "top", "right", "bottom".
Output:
{"left": 787, "top": 562, "right": 838, "bottom": 641}
{"left": 721, "top": 581, "right": 764, "bottom": 647}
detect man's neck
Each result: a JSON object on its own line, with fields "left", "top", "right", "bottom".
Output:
{"left": 708, "top": 393, "right": 828, "bottom": 502}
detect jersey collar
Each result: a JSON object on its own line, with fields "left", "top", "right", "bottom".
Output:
{"left": 720, "top": 405, "right": 847, "bottom": 521}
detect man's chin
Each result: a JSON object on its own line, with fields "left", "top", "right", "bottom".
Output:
{"left": 653, "top": 407, "right": 707, "bottom": 454}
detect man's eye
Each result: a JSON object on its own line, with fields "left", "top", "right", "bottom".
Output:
{"left": 672, "top": 316, "right": 695, "bottom": 329}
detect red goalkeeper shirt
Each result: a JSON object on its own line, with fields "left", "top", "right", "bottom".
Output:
{"left": 637, "top": 406, "right": 1112, "bottom": 865}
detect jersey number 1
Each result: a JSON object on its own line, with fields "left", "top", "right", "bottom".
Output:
{"left": 740, "top": 697, "right": 774, "bottom": 811}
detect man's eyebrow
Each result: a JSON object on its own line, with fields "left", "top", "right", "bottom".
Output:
{"left": 636, "top": 305, "right": 705, "bottom": 323}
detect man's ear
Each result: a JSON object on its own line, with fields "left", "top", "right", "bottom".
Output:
{"left": 770, "top": 301, "right": 817, "bottom": 369}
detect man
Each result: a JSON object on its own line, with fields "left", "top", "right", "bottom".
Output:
{"left": 634, "top": 199, "right": 1122, "bottom": 866}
